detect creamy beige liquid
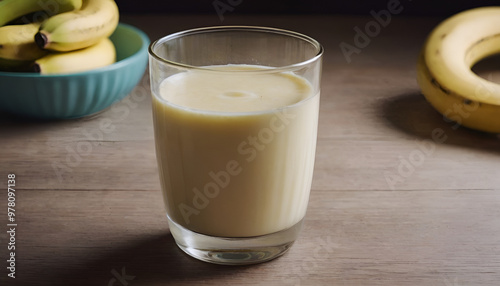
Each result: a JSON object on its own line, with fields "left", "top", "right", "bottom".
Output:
{"left": 152, "top": 65, "right": 319, "bottom": 237}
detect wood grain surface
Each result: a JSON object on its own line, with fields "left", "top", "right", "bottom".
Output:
{"left": 1, "top": 14, "right": 500, "bottom": 286}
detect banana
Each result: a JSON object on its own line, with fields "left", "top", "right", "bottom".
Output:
{"left": 416, "top": 6, "right": 500, "bottom": 133}
{"left": 0, "top": 23, "right": 47, "bottom": 61}
{"left": 0, "top": 0, "right": 82, "bottom": 27}
{"left": 33, "top": 37, "right": 115, "bottom": 74}
{"left": 35, "top": 0, "right": 119, "bottom": 52}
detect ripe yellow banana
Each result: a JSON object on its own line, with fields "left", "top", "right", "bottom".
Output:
{"left": 416, "top": 6, "right": 500, "bottom": 133}
{"left": 35, "top": 0, "right": 119, "bottom": 52}
{"left": 0, "top": 0, "right": 82, "bottom": 27}
{"left": 0, "top": 23, "right": 47, "bottom": 61}
{"left": 33, "top": 37, "right": 115, "bottom": 74}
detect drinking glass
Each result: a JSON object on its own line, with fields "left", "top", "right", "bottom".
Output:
{"left": 149, "top": 26, "right": 323, "bottom": 265}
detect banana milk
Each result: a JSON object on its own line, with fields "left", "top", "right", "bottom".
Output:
{"left": 152, "top": 65, "right": 319, "bottom": 237}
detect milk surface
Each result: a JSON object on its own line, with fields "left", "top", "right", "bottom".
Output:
{"left": 153, "top": 65, "right": 319, "bottom": 237}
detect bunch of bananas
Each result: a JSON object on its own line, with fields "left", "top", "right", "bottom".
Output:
{"left": 417, "top": 7, "right": 500, "bottom": 133}
{"left": 0, "top": 0, "right": 119, "bottom": 74}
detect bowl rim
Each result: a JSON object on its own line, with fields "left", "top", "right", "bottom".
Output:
{"left": 0, "top": 23, "right": 150, "bottom": 78}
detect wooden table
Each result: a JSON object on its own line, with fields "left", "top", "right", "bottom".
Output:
{"left": 1, "top": 14, "right": 500, "bottom": 286}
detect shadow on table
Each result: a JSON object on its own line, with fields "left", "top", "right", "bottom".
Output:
{"left": 379, "top": 91, "right": 500, "bottom": 154}
{"left": 0, "top": 110, "right": 79, "bottom": 134}
{"left": 0, "top": 102, "right": 116, "bottom": 130}
{"left": 44, "top": 232, "right": 259, "bottom": 286}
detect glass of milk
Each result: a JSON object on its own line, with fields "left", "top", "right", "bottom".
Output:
{"left": 149, "top": 26, "right": 323, "bottom": 265}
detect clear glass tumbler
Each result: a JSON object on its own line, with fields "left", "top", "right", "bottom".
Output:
{"left": 149, "top": 26, "right": 323, "bottom": 265}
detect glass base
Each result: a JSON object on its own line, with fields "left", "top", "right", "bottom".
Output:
{"left": 167, "top": 215, "right": 304, "bottom": 265}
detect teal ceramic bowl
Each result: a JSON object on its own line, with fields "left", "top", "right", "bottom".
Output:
{"left": 0, "top": 23, "right": 149, "bottom": 119}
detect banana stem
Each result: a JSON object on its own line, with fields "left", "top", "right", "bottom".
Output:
{"left": 32, "top": 63, "right": 42, "bottom": 73}
{"left": 34, "top": 32, "right": 49, "bottom": 50}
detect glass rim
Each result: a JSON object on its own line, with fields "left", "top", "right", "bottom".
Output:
{"left": 148, "top": 25, "right": 324, "bottom": 73}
